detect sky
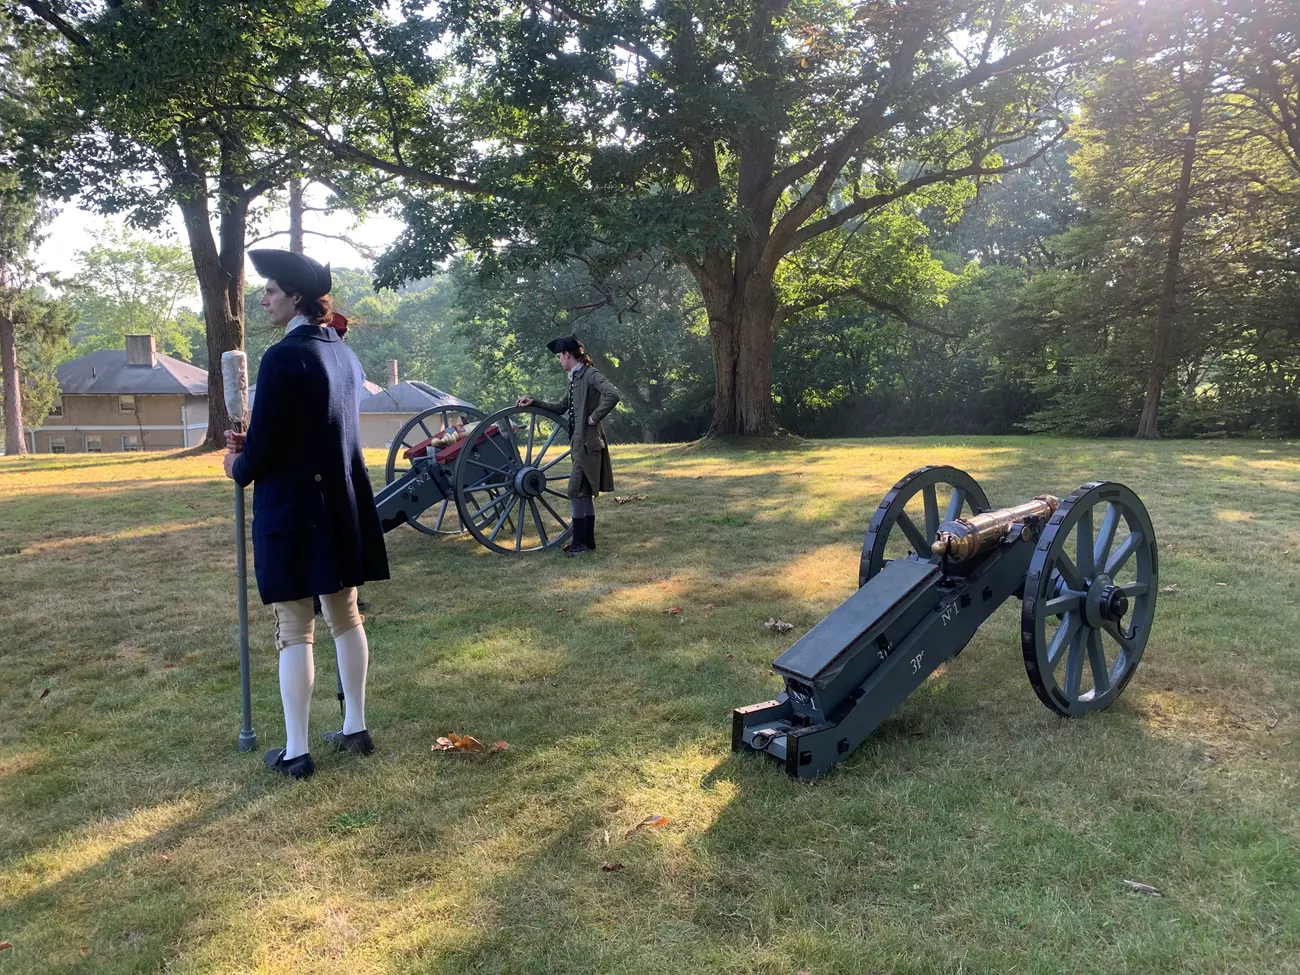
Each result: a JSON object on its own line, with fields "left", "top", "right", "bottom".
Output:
{"left": 34, "top": 183, "right": 407, "bottom": 303}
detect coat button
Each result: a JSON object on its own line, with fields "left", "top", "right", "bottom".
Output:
{"left": 314, "top": 474, "right": 322, "bottom": 482}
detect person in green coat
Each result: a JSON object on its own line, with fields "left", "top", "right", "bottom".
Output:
{"left": 516, "top": 335, "right": 621, "bottom": 555}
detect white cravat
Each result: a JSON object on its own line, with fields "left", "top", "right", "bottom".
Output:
{"left": 288, "top": 314, "right": 312, "bottom": 330}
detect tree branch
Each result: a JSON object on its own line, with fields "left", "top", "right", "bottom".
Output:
{"left": 783, "top": 286, "right": 958, "bottom": 339}
{"left": 17, "top": 1, "right": 89, "bottom": 47}
{"left": 780, "top": 128, "right": 1065, "bottom": 259}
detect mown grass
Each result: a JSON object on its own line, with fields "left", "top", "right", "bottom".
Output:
{"left": 1, "top": 437, "right": 1298, "bottom": 974}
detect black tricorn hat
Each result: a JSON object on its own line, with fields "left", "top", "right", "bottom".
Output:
{"left": 248, "top": 249, "right": 332, "bottom": 299}
{"left": 546, "top": 334, "right": 583, "bottom": 355}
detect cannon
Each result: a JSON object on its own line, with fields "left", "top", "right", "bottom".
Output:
{"left": 374, "top": 403, "right": 578, "bottom": 554}
{"left": 733, "top": 466, "right": 1159, "bottom": 779}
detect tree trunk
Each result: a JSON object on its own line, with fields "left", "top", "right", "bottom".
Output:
{"left": 1137, "top": 78, "right": 1206, "bottom": 440}
{"left": 177, "top": 191, "right": 248, "bottom": 448}
{"left": 1, "top": 309, "right": 26, "bottom": 456}
{"left": 289, "top": 178, "right": 304, "bottom": 254}
{"left": 701, "top": 272, "right": 781, "bottom": 437}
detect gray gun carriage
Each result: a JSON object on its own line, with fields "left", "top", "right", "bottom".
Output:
{"left": 733, "top": 466, "right": 1159, "bottom": 779}
{"left": 374, "top": 398, "right": 580, "bottom": 554}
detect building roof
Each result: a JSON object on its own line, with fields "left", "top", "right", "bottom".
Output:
{"left": 57, "top": 349, "right": 208, "bottom": 396}
{"left": 359, "top": 381, "right": 476, "bottom": 414}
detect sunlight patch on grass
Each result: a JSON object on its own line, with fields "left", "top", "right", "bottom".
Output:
{"left": 1, "top": 797, "right": 201, "bottom": 901}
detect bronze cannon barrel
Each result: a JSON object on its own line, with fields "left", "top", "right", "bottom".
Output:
{"left": 930, "top": 495, "right": 1060, "bottom": 562}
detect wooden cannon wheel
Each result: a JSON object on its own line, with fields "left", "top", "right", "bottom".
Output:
{"left": 859, "top": 465, "right": 991, "bottom": 587}
{"left": 383, "top": 404, "right": 488, "bottom": 535}
{"left": 451, "top": 405, "right": 575, "bottom": 554}
{"left": 1021, "top": 481, "right": 1158, "bottom": 717}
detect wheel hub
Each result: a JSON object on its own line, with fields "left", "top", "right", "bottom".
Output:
{"left": 514, "top": 465, "right": 545, "bottom": 498}
{"left": 1098, "top": 584, "right": 1129, "bottom": 623}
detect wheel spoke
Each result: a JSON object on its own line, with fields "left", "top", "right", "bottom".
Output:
{"left": 1063, "top": 626, "right": 1087, "bottom": 698}
{"left": 538, "top": 493, "right": 569, "bottom": 531}
{"left": 1076, "top": 507, "right": 1095, "bottom": 576}
{"left": 1055, "top": 553, "right": 1086, "bottom": 591}
{"left": 467, "top": 491, "right": 511, "bottom": 521}
{"left": 499, "top": 419, "right": 524, "bottom": 467}
{"left": 543, "top": 487, "right": 570, "bottom": 501}
{"left": 945, "top": 487, "right": 966, "bottom": 523}
{"left": 533, "top": 424, "right": 562, "bottom": 467}
{"left": 1087, "top": 628, "right": 1111, "bottom": 694}
{"left": 525, "top": 413, "right": 536, "bottom": 465}
{"left": 1102, "top": 619, "right": 1135, "bottom": 654}
{"left": 922, "top": 485, "right": 940, "bottom": 542}
{"left": 540, "top": 449, "right": 571, "bottom": 473}
{"left": 488, "top": 496, "right": 519, "bottom": 542}
{"left": 896, "top": 511, "right": 929, "bottom": 556}
{"left": 465, "top": 473, "right": 508, "bottom": 491}
{"left": 1093, "top": 503, "right": 1119, "bottom": 570}
{"left": 433, "top": 500, "right": 448, "bottom": 532}
{"left": 1120, "top": 581, "right": 1149, "bottom": 597}
{"left": 1047, "top": 611, "right": 1078, "bottom": 667}
{"left": 1046, "top": 592, "right": 1083, "bottom": 615}
{"left": 1105, "top": 531, "right": 1144, "bottom": 576}
{"left": 530, "top": 499, "right": 549, "bottom": 547}
{"left": 514, "top": 502, "right": 525, "bottom": 550}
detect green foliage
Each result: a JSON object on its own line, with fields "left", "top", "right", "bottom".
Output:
{"left": 63, "top": 224, "right": 203, "bottom": 363}
{"left": 1, "top": 282, "right": 74, "bottom": 428}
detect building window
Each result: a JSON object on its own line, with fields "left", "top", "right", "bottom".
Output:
{"left": 48, "top": 396, "right": 63, "bottom": 417}
{"left": 50, "top": 436, "right": 66, "bottom": 454}
{"left": 85, "top": 436, "right": 102, "bottom": 453}
{"left": 119, "top": 395, "right": 136, "bottom": 414}
{"left": 122, "top": 434, "right": 141, "bottom": 452}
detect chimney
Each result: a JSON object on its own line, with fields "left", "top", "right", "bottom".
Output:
{"left": 388, "top": 360, "right": 399, "bottom": 388}
{"left": 125, "top": 334, "right": 156, "bottom": 368}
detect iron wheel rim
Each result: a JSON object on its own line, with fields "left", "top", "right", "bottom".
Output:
{"left": 384, "top": 404, "right": 487, "bottom": 536}
{"left": 860, "top": 465, "right": 991, "bottom": 587}
{"left": 452, "top": 406, "right": 574, "bottom": 554}
{"left": 1022, "top": 480, "right": 1158, "bottom": 717}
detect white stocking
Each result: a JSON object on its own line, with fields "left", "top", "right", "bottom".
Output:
{"left": 278, "top": 643, "right": 315, "bottom": 759}
{"left": 334, "top": 625, "right": 369, "bottom": 735}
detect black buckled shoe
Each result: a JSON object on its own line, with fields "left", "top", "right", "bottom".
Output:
{"left": 323, "top": 728, "right": 375, "bottom": 755}
{"left": 565, "top": 541, "right": 592, "bottom": 557}
{"left": 264, "top": 747, "right": 315, "bottom": 779}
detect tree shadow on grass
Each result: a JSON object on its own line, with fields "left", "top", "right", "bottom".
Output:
{"left": 2, "top": 438, "right": 1298, "bottom": 972}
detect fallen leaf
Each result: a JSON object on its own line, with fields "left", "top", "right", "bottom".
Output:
{"left": 431, "top": 733, "right": 485, "bottom": 752}
{"left": 555, "top": 608, "right": 566, "bottom": 614}
{"left": 1120, "top": 879, "right": 1162, "bottom": 896}
{"left": 627, "top": 814, "right": 670, "bottom": 836}
{"left": 663, "top": 606, "right": 683, "bottom": 615}
{"left": 764, "top": 618, "right": 795, "bottom": 633}
{"left": 702, "top": 603, "right": 716, "bottom": 610}
{"left": 0, "top": 941, "right": 10, "bottom": 951}
{"left": 488, "top": 740, "right": 510, "bottom": 754}
{"left": 601, "top": 862, "right": 625, "bottom": 872}
{"left": 39, "top": 687, "right": 49, "bottom": 699}
{"left": 1159, "top": 584, "right": 1179, "bottom": 594}
{"left": 80, "top": 946, "right": 88, "bottom": 955}
{"left": 613, "top": 495, "right": 647, "bottom": 504}
{"left": 1215, "top": 582, "right": 1229, "bottom": 588}
{"left": 132, "top": 588, "right": 142, "bottom": 595}
{"left": 603, "top": 829, "right": 610, "bottom": 846}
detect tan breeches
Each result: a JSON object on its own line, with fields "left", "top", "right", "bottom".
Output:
{"left": 271, "top": 588, "right": 363, "bottom": 650}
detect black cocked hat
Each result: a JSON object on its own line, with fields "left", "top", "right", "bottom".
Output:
{"left": 546, "top": 334, "right": 583, "bottom": 355}
{"left": 248, "top": 249, "right": 332, "bottom": 299}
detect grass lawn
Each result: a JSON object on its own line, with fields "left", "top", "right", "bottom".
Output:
{"left": 1, "top": 437, "right": 1298, "bottom": 974}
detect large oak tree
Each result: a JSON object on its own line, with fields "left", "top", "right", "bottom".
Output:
{"left": 258, "top": 0, "right": 1155, "bottom": 435}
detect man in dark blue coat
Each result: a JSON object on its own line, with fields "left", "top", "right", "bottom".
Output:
{"left": 223, "top": 249, "right": 389, "bottom": 780}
